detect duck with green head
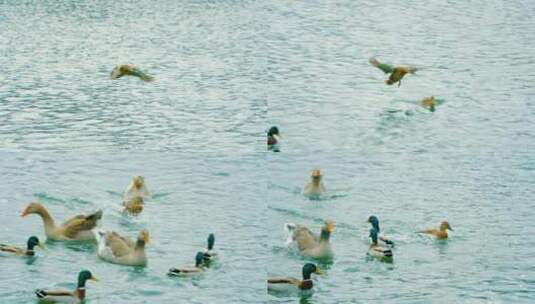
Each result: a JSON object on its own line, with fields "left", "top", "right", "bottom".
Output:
{"left": 0, "top": 236, "right": 44, "bottom": 257}
{"left": 368, "top": 228, "right": 393, "bottom": 260}
{"left": 267, "top": 126, "right": 281, "bottom": 152}
{"left": 268, "top": 263, "right": 321, "bottom": 293}
{"left": 35, "top": 270, "right": 98, "bottom": 303}
{"left": 202, "top": 233, "right": 217, "bottom": 264}
{"left": 367, "top": 215, "right": 394, "bottom": 247}
{"left": 168, "top": 252, "right": 209, "bottom": 277}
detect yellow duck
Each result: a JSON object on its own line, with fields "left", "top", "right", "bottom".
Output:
{"left": 96, "top": 229, "right": 149, "bottom": 266}
{"left": 303, "top": 169, "right": 326, "bottom": 197}
{"left": 418, "top": 221, "right": 453, "bottom": 240}
{"left": 21, "top": 202, "right": 102, "bottom": 242}
{"left": 0, "top": 236, "right": 44, "bottom": 257}
{"left": 167, "top": 252, "right": 209, "bottom": 277}
{"left": 110, "top": 64, "right": 154, "bottom": 82}
{"left": 123, "top": 175, "right": 151, "bottom": 202}
{"left": 35, "top": 270, "right": 98, "bottom": 303}
{"left": 285, "top": 220, "right": 334, "bottom": 259}
{"left": 268, "top": 263, "right": 321, "bottom": 293}
{"left": 369, "top": 57, "right": 418, "bottom": 87}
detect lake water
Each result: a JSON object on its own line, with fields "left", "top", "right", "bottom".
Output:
{"left": 1, "top": 0, "right": 534, "bottom": 303}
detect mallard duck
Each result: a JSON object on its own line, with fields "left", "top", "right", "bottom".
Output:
{"left": 35, "top": 270, "right": 98, "bottom": 303}
{"left": 110, "top": 64, "right": 154, "bottom": 82}
{"left": 21, "top": 202, "right": 102, "bottom": 242}
{"left": 418, "top": 221, "right": 453, "bottom": 240}
{"left": 123, "top": 175, "right": 151, "bottom": 202}
{"left": 367, "top": 215, "right": 394, "bottom": 247}
{"left": 303, "top": 169, "right": 326, "bottom": 197}
{"left": 96, "top": 229, "right": 149, "bottom": 266}
{"left": 268, "top": 263, "right": 321, "bottom": 293}
{"left": 167, "top": 252, "right": 209, "bottom": 277}
{"left": 0, "top": 236, "right": 44, "bottom": 257}
{"left": 285, "top": 220, "right": 334, "bottom": 259}
{"left": 123, "top": 196, "right": 144, "bottom": 215}
{"left": 267, "top": 126, "right": 281, "bottom": 152}
{"left": 202, "top": 233, "right": 217, "bottom": 263}
{"left": 368, "top": 228, "right": 393, "bottom": 260}
{"left": 369, "top": 57, "right": 417, "bottom": 87}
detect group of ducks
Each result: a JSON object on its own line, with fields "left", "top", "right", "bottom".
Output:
{"left": 266, "top": 58, "right": 450, "bottom": 295}
{"left": 1, "top": 176, "right": 217, "bottom": 303}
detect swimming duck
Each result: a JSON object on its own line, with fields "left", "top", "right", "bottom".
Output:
{"left": 268, "top": 263, "right": 321, "bottom": 293}
{"left": 421, "top": 96, "right": 436, "bottom": 112}
{"left": 96, "top": 229, "right": 149, "bottom": 266}
{"left": 303, "top": 169, "right": 326, "bottom": 197}
{"left": 202, "top": 233, "right": 217, "bottom": 263}
{"left": 123, "top": 175, "right": 151, "bottom": 202}
{"left": 0, "top": 236, "right": 44, "bottom": 257}
{"left": 367, "top": 215, "right": 394, "bottom": 247}
{"left": 369, "top": 57, "right": 417, "bottom": 87}
{"left": 167, "top": 252, "right": 209, "bottom": 277}
{"left": 368, "top": 228, "right": 393, "bottom": 260}
{"left": 418, "top": 221, "right": 453, "bottom": 240}
{"left": 285, "top": 220, "right": 334, "bottom": 259}
{"left": 21, "top": 202, "right": 102, "bottom": 242}
{"left": 110, "top": 64, "right": 154, "bottom": 82}
{"left": 35, "top": 270, "right": 98, "bottom": 303}
{"left": 267, "top": 126, "right": 281, "bottom": 151}
{"left": 123, "top": 196, "right": 144, "bottom": 215}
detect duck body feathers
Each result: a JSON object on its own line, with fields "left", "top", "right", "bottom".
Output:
{"left": 285, "top": 222, "right": 333, "bottom": 259}
{"left": 96, "top": 230, "right": 148, "bottom": 266}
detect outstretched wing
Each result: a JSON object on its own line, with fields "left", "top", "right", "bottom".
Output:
{"left": 369, "top": 57, "right": 394, "bottom": 74}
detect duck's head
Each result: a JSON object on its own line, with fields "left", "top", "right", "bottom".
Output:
{"left": 369, "top": 228, "right": 379, "bottom": 245}
{"left": 440, "top": 221, "right": 453, "bottom": 232}
{"left": 26, "top": 236, "right": 44, "bottom": 252}
{"left": 132, "top": 176, "right": 145, "bottom": 189}
{"left": 302, "top": 263, "right": 321, "bottom": 280}
{"left": 21, "top": 202, "right": 45, "bottom": 217}
{"left": 195, "top": 251, "right": 205, "bottom": 267}
{"left": 77, "top": 270, "right": 98, "bottom": 288}
{"left": 367, "top": 215, "right": 380, "bottom": 231}
{"left": 267, "top": 126, "right": 279, "bottom": 137}
{"left": 207, "top": 233, "right": 215, "bottom": 250}
{"left": 311, "top": 169, "right": 322, "bottom": 181}
{"left": 137, "top": 229, "right": 150, "bottom": 246}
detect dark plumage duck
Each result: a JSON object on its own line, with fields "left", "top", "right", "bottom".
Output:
{"left": 268, "top": 263, "right": 321, "bottom": 293}
{"left": 35, "top": 270, "right": 98, "bottom": 303}
{"left": 367, "top": 215, "right": 394, "bottom": 247}
{"left": 202, "top": 233, "right": 217, "bottom": 263}
{"left": 267, "top": 126, "right": 281, "bottom": 151}
{"left": 369, "top": 57, "right": 417, "bottom": 87}
{"left": 0, "top": 236, "right": 44, "bottom": 257}
{"left": 110, "top": 64, "right": 154, "bottom": 82}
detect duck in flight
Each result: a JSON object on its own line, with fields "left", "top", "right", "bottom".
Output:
{"left": 110, "top": 64, "right": 154, "bottom": 82}
{"left": 369, "top": 57, "right": 417, "bottom": 87}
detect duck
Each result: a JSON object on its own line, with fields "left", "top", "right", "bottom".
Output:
{"left": 303, "top": 169, "right": 326, "bottom": 197}
{"left": 35, "top": 270, "right": 98, "bottom": 303}
{"left": 167, "top": 252, "right": 209, "bottom": 277}
{"left": 0, "top": 236, "right": 44, "bottom": 257}
{"left": 110, "top": 64, "right": 154, "bottom": 82}
{"left": 367, "top": 215, "right": 394, "bottom": 247}
{"left": 123, "top": 175, "right": 151, "bottom": 202}
{"left": 368, "top": 228, "right": 393, "bottom": 260}
{"left": 96, "top": 229, "right": 149, "bottom": 266}
{"left": 21, "top": 202, "right": 102, "bottom": 242}
{"left": 369, "top": 57, "right": 418, "bottom": 87}
{"left": 418, "top": 221, "right": 453, "bottom": 240}
{"left": 420, "top": 96, "right": 436, "bottom": 112}
{"left": 123, "top": 196, "right": 144, "bottom": 215}
{"left": 268, "top": 263, "right": 321, "bottom": 293}
{"left": 267, "top": 126, "right": 281, "bottom": 152}
{"left": 285, "top": 220, "right": 334, "bottom": 259}
{"left": 202, "top": 233, "right": 217, "bottom": 263}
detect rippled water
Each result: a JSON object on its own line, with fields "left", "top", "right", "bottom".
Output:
{"left": 1, "top": 0, "right": 535, "bottom": 303}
